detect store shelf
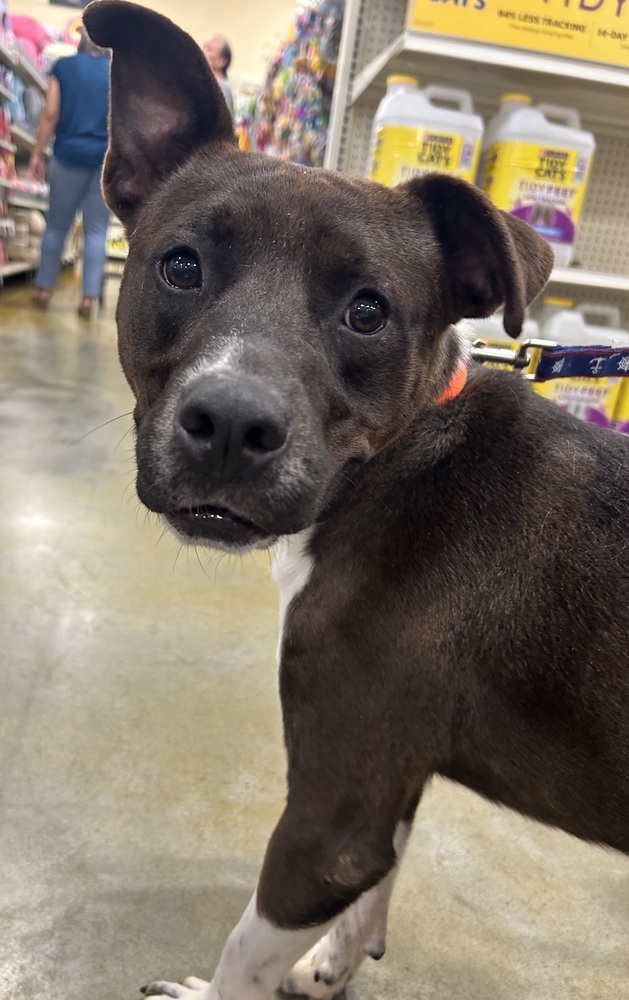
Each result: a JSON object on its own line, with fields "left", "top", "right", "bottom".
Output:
{"left": 8, "top": 194, "right": 49, "bottom": 211}
{"left": 106, "top": 249, "right": 128, "bottom": 260}
{"left": 9, "top": 125, "right": 51, "bottom": 158}
{"left": 10, "top": 124, "right": 36, "bottom": 153}
{"left": 0, "top": 260, "right": 33, "bottom": 278}
{"left": 0, "top": 82, "right": 16, "bottom": 102}
{"left": 349, "top": 30, "right": 629, "bottom": 132}
{"left": 0, "top": 138, "right": 17, "bottom": 153}
{"left": 0, "top": 176, "right": 12, "bottom": 188}
{"left": 327, "top": 0, "right": 629, "bottom": 323}
{"left": 0, "top": 41, "right": 47, "bottom": 92}
{"left": 549, "top": 269, "right": 629, "bottom": 294}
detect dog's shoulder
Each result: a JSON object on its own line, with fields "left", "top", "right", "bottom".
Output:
{"left": 410, "top": 364, "right": 629, "bottom": 491}
{"left": 313, "top": 367, "right": 629, "bottom": 581}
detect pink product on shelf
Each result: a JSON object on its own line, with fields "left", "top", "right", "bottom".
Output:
{"left": 0, "top": 107, "right": 10, "bottom": 144}
{"left": 11, "top": 171, "right": 47, "bottom": 198}
{"left": 0, "top": 106, "right": 11, "bottom": 181}
{"left": 10, "top": 14, "right": 51, "bottom": 71}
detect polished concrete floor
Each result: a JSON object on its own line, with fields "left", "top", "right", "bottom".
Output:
{"left": 0, "top": 272, "right": 627, "bottom": 1000}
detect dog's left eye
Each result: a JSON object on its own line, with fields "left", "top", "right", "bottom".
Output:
{"left": 161, "top": 249, "right": 202, "bottom": 290}
{"left": 343, "top": 292, "right": 388, "bottom": 335}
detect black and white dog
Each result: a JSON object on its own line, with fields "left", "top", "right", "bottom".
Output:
{"left": 84, "top": 3, "right": 629, "bottom": 998}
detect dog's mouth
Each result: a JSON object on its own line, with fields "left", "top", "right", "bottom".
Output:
{"left": 166, "top": 504, "right": 274, "bottom": 548}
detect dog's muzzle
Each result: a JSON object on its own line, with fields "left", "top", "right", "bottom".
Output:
{"left": 137, "top": 372, "right": 310, "bottom": 550}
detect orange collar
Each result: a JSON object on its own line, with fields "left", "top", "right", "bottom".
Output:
{"left": 437, "top": 363, "right": 468, "bottom": 406}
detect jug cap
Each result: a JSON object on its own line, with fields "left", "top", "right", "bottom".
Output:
{"left": 500, "top": 92, "right": 532, "bottom": 104}
{"left": 387, "top": 74, "right": 419, "bottom": 88}
{"left": 543, "top": 296, "right": 573, "bottom": 308}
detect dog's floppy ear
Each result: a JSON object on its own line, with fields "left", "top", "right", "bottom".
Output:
{"left": 405, "top": 174, "right": 554, "bottom": 338}
{"left": 83, "top": 0, "right": 236, "bottom": 226}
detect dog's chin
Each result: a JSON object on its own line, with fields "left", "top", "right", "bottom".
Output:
{"left": 164, "top": 505, "right": 277, "bottom": 552}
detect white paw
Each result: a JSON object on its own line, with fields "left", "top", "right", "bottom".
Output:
{"left": 280, "top": 933, "right": 363, "bottom": 1000}
{"left": 141, "top": 976, "right": 211, "bottom": 999}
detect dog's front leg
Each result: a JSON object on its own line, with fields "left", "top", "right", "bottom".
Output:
{"left": 142, "top": 797, "right": 401, "bottom": 1000}
{"left": 141, "top": 890, "right": 328, "bottom": 1000}
{"left": 280, "top": 820, "right": 412, "bottom": 999}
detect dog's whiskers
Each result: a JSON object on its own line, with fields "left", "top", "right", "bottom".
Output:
{"left": 114, "top": 422, "right": 136, "bottom": 456}
{"left": 155, "top": 524, "right": 170, "bottom": 549}
{"left": 172, "top": 541, "right": 185, "bottom": 573}
{"left": 121, "top": 480, "right": 137, "bottom": 505}
{"left": 193, "top": 544, "right": 213, "bottom": 582}
{"left": 72, "top": 410, "right": 134, "bottom": 445}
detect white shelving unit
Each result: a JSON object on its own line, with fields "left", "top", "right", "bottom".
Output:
{"left": 0, "top": 260, "right": 32, "bottom": 279}
{"left": 8, "top": 194, "right": 49, "bottom": 212}
{"left": 550, "top": 268, "right": 629, "bottom": 294}
{"left": 10, "top": 123, "right": 36, "bottom": 153}
{"left": 0, "top": 41, "right": 47, "bottom": 93}
{"left": 0, "top": 81, "right": 15, "bottom": 102}
{"left": 325, "top": 0, "right": 629, "bottom": 320}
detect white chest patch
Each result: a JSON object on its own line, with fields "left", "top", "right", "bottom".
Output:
{"left": 272, "top": 529, "right": 315, "bottom": 652}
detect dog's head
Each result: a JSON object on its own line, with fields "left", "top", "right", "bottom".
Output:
{"left": 84, "top": 1, "right": 553, "bottom": 552}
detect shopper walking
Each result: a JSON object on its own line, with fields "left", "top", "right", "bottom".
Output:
{"left": 203, "top": 35, "right": 234, "bottom": 117}
{"left": 30, "top": 30, "right": 110, "bottom": 319}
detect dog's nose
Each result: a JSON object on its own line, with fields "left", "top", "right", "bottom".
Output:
{"left": 177, "top": 374, "right": 289, "bottom": 476}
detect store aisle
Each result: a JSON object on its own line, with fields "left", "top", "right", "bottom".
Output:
{"left": 0, "top": 276, "right": 626, "bottom": 1000}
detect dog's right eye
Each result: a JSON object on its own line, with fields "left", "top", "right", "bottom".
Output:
{"left": 161, "top": 250, "right": 202, "bottom": 290}
{"left": 342, "top": 292, "right": 388, "bottom": 336}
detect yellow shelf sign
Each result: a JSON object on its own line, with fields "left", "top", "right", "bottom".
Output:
{"left": 407, "top": 0, "right": 629, "bottom": 69}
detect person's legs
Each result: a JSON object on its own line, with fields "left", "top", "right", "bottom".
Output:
{"left": 80, "top": 168, "right": 110, "bottom": 301}
{"left": 35, "top": 159, "right": 90, "bottom": 294}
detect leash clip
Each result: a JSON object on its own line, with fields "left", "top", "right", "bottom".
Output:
{"left": 471, "top": 338, "right": 557, "bottom": 376}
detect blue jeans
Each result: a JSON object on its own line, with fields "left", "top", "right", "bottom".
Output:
{"left": 36, "top": 157, "right": 110, "bottom": 298}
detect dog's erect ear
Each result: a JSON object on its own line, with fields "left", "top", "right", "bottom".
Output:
{"left": 83, "top": 0, "right": 236, "bottom": 226}
{"left": 405, "top": 174, "right": 554, "bottom": 338}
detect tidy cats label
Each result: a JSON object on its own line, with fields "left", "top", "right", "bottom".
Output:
{"left": 370, "top": 125, "right": 481, "bottom": 186}
{"left": 406, "top": 0, "right": 629, "bottom": 69}
{"left": 483, "top": 140, "right": 592, "bottom": 246}
{"left": 534, "top": 376, "right": 622, "bottom": 429}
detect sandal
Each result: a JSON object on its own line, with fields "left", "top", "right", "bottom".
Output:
{"left": 32, "top": 288, "right": 52, "bottom": 310}
{"left": 78, "top": 296, "right": 98, "bottom": 319}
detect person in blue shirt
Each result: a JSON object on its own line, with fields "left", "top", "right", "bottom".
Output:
{"left": 30, "top": 29, "right": 110, "bottom": 319}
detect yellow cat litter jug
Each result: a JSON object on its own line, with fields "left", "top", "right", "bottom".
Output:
{"left": 535, "top": 303, "right": 629, "bottom": 429}
{"left": 612, "top": 378, "right": 629, "bottom": 435}
{"left": 477, "top": 93, "right": 532, "bottom": 185}
{"left": 368, "top": 75, "right": 483, "bottom": 187}
{"left": 482, "top": 96, "right": 595, "bottom": 267}
{"left": 534, "top": 295, "right": 574, "bottom": 328}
